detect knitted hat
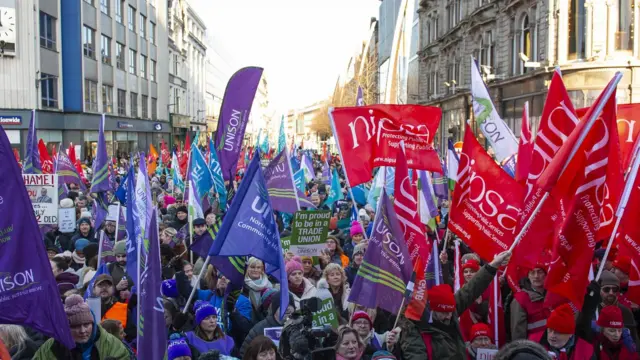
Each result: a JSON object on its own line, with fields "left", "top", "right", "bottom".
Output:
{"left": 286, "top": 260, "right": 304, "bottom": 276}
{"left": 351, "top": 311, "right": 373, "bottom": 328}
{"left": 300, "top": 256, "right": 313, "bottom": 263}
{"left": 167, "top": 337, "right": 192, "bottom": 360}
{"left": 195, "top": 302, "right": 217, "bottom": 325}
{"left": 613, "top": 255, "right": 631, "bottom": 275}
{"left": 350, "top": 221, "right": 364, "bottom": 236}
{"left": 353, "top": 243, "right": 367, "bottom": 257}
{"left": 77, "top": 218, "right": 91, "bottom": 227}
{"left": 469, "top": 323, "right": 493, "bottom": 342}
{"left": 161, "top": 279, "right": 179, "bottom": 298}
{"left": 83, "top": 243, "right": 99, "bottom": 263}
{"left": 80, "top": 211, "right": 92, "bottom": 220}
{"left": 547, "top": 304, "right": 576, "bottom": 334}
{"left": 428, "top": 284, "right": 456, "bottom": 312}
{"left": 114, "top": 241, "right": 127, "bottom": 256}
{"left": 599, "top": 270, "right": 621, "bottom": 288}
{"left": 64, "top": 294, "right": 93, "bottom": 326}
{"left": 462, "top": 259, "right": 480, "bottom": 272}
{"left": 371, "top": 350, "right": 397, "bottom": 360}
{"left": 329, "top": 217, "right": 338, "bottom": 230}
{"left": 291, "top": 256, "right": 302, "bottom": 264}
{"left": 176, "top": 205, "right": 188, "bottom": 214}
{"left": 193, "top": 218, "right": 206, "bottom": 226}
{"left": 60, "top": 198, "right": 74, "bottom": 209}
{"left": 270, "top": 291, "right": 295, "bottom": 315}
{"left": 597, "top": 305, "right": 624, "bottom": 329}
{"left": 75, "top": 238, "right": 90, "bottom": 252}
{"left": 163, "top": 227, "right": 177, "bottom": 239}
{"left": 260, "top": 288, "right": 278, "bottom": 310}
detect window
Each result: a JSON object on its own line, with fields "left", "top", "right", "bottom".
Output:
{"left": 151, "top": 97, "right": 157, "bottom": 119}
{"left": 616, "top": 0, "right": 634, "bottom": 51}
{"left": 150, "top": 60, "right": 157, "bottom": 81}
{"left": 141, "top": 95, "right": 149, "bottom": 118}
{"left": 129, "top": 49, "right": 136, "bottom": 74}
{"left": 41, "top": 73, "right": 58, "bottom": 108}
{"left": 101, "top": 35, "right": 111, "bottom": 65}
{"left": 568, "top": 0, "right": 587, "bottom": 59}
{"left": 150, "top": 22, "right": 156, "bottom": 44}
{"left": 173, "top": 88, "right": 180, "bottom": 111}
{"left": 84, "top": 80, "right": 98, "bottom": 112}
{"left": 83, "top": 0, "right": 93, "bottom": 5}
{"left": 173, "top": 54, "right": 179, "bottom": 75}
{"left": 117, "top": 89, "right": 126, "bottom": 115}
{"left": 102, "top": 85, "right": 113, "bottom": 113}
{"left": 116, "top": 42, "right": 125, "bottom": 70}
{"left": 139, "top": 14, "right": 146, "bottom": 38}
{"left": 115, "top": 0, "right": 123, "bottom": 23}
{"left": 520, "top": 15, "right": 532, "bottom": 74}
{"left": 139, "top": 55, "right": 147, "bottom": 78}
{"left": 100, "top": 0, "right": 109, "bottom": 15}
{"left": 40, "top": 12, "right": 56, "bottom": 50}
{"left": 83, "top": 26, "right": 96, "bottom": 59}
{"left": 128, "top": 6, "right": 136, "bottom": 31}
{"left": 480, "top": 31, "right": 495, "bottom": 70}
{"left": 130, "top": 92, "right": 138, "bottom": 117}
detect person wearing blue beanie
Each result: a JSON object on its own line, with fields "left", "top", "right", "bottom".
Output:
{"left": 162, "top": 279, "right": 180, "bottom": 299}
{"left": 168, "top": 334, "right": 192, "bottom": 360}
{"left": 75, "top": 238, "right": 89, "bottom": 252}
{"left": 185, "top": 302, "right": 235, "bottom": 358}
{"left": 70, "top": 238, "right": 90, "bottom": 271}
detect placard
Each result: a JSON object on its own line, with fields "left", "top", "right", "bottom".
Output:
{"left": 107, "top": 204, "right": 119, "bottom": 222}
{"left": 477, "top": 348, "right": 498, "bottom": 360}
{"left": 263, "top": 327, "right": 283, "bottom": 347}
{"left": 311, "top": 297, "right": 339, "bottom": 329}
{"left": 58, "top": 208, "right": 76, "bottom": 233}
{"left": 290, "top": 210, "right": 331, "bottom": 256}
{"left": 23, "top": 174, "right": 58, "bottom": 224}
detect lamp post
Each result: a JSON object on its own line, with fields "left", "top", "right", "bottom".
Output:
{"left": 167, "top": 103, "right": 177, "bottom": 150}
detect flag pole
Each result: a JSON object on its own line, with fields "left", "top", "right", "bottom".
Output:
{"left": 595, "top": 135, "right": 640, "bottom": 281}
{"left": 183, "top": 255, "right": 211, "bottom": 314}
{"left": 508, "top": 72, "right": 622, "bottom": 252}
{"left": 114, "top": 203, "right": 121, "bottom": 242}
{"left": 328, "top": 108, "right": 368, "bottom": 240}
{"left": 97, "top": 229, "right": 104, "bottom": 269}
{"left": 493, "top": 275, "right": 499, "bottom": 347}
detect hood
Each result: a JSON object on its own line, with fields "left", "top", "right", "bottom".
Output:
{"left": 524, "top": 286, "right": 545, "bottom": 302}
{"left": 56, "top": 271, "right": 80, "bottom": 285}
{"left": 302, "top": 278, "right": 317, "bottom": 297}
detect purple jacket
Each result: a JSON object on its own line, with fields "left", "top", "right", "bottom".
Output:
{"left": 185, "top": 330, "right": 235, "bottom": 356}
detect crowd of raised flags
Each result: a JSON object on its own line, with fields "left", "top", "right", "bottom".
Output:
{"left": 2, "top": 62, "right": 640, "bottom": 360}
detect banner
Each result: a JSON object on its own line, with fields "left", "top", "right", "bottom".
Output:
{"left": 214, "top": 67, "right": 264, "bottom": 181}
{"left": 58, "top": 207, "right": 76, "bottom": 233}
{"left": 0, "top": 125, "right": 74, "bottom": 349}
{"left": 264, "top": 150, "right": 301, "bottom": 213}
{"left": 448, "top": 124, "right": 524, "bottom": 262}
{"left": 90, "top": 114, "right": 110, "bottom": 193}
{"left": 290, "top": 210, "right": 331, "bottom": 256}
{"left": 330, "top": 105, "right": 443, "bottom": 186}
{"left": 23, "top": 110, "right": 42, "bottom": 174}
{"left": 38, "top": 139, "right": 53, "bottom": 174}
{"left": 311, "top": 297, "right": 340, "bottom": 328}
{"left": 23, "top": 174, "right": 58, "bottom": 224}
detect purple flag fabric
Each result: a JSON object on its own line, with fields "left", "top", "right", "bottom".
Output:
{"left": 264, "top": 149, "right": 301, "bottom": 213}
{"left": 209, "top": 150, "right": 289, "bottom": 319}
{"left": 214, "top": 67, "right": 264, "bottom": 181}
{"left": 0, "top": 125, "right": 74, "bottom": 349}
{"left": 55, "top": 150, "right": 86, "bottom": 190}
{"left": 418, "top": 170, "right": 439, "bottom": 219}
{"left": 432, "top": 157, "right": 448, "bottom": 201}
{"left": 90, "top": 114, "right": 111, "bottom": 193}
{"left": 321, "top": 160, "right": 331, "bottom": 185}
{"left": 23, "top": 110, "right": 42, "bottom": 174}
{"left": 348, "top": 190, "right": 413, "bottom": 315}
{"left": 356, "top": 86, "right": 365, "bottom": 107}
{"left": 125, "top": 164, "right": 138, "bottom": 286}
{"left": 138, "top": 208, "right": 168, "bottom": 359}
{"left": 189, "top": 226, "right": 246, "bottom": 286}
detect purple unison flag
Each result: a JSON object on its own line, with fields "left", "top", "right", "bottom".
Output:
{"left": 99, "top": 230, "right": 115, "bottom": 265}
{"left": 209, "top": 150, "right": 289, "bottom": 319}
{"left": 90, "top": 115, "right": 111, "bottom": 193}
{"left": 432, "top": 157, "right": 448, "bottom": 201}
{"left": 125, "top": 164, "right": 138, "bottom": 286}
{"left": 23, "top": 110, "right": 42, "bottom": 174}
{"left": 264, "top": 149, "right": 301, "bottom": 213}
{"left": 418, "top": 170, "right": 438, "bottom": 219}
{"left": 321, "top": 160, "right": 331, "bottom": 185}
{"left": 56, "top": 150, "right": 86, "bottom": 190}
{"left": 138, "top": 208, "right": 168, "bottom": 359}
{"left": 348, "top": 190, "right": 412, "bottom": 315}
{"left": 356, "top": 86, "right": 365, "bottom": 106}
{"left": 214, "top": 67, "right": 264, "bottom": 181}
{"left": 0, "top": 125, "right": 74, "bottom": 349}
{"left": 190, "top": 226, "right": 246, "bottom": 286}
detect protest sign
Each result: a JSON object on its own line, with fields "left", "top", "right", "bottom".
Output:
{"left": 107, "top": 204, "right": 119, "bottom": 221}
{"left": 281, "top": 236, "right": 291, "bottom": 254}
{"left": 290, "top": 210, "right": 331, "bottom": 256}
{"left": 263, "top": 327, "right": 283, "bottom": 347}
{"left": 58, "top": 208, "right": 76, "bottom": 233}
{"left": 477, "top": 349, "right": 498, "bottom": 360}
{"left": 23, "top": 174, "right": 58, "bottom": 224}
{"left": 311, "top": 297, "right": 339, "bottom": 329}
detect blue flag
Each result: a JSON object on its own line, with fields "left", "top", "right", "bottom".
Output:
{"left": 260, "top": 131, "right": 270, "bottom": 154}
{"left": 84, "top": 263, "right": 110, "bottom": 300}
{"left": 190, "top": 226, "right": 246, "bottom": 286}
{"left": 324, "top": 168, "right": 343, "bottom": 207}
{"left": 134, "top": 153, "right": 153, "bottom": 272}
{"left": 91, "top": 114, "right": 111, "bottom": 193}
{"left": 209, "top": 150, "right": 289, "bottom": 319}
{"left": 23, "top": 110, "right": 42, "bottom": 174}
{"left": 115, "top": 171, "right": 128, "bottom": 204}
{"left": 125, "top": 164, "right": 138, "bottom": 286}
{"left": 138, "top": 208, "right": 167, "bottom": 359}
{"left": 0, "top": 126, "right": 74, "bottom": 349}
{"left": 278, "top": 115, "right": 286, "bottom": 153}
{"left": 208, "top": 138, "right": 228, "bottom": 210}
{"left": 293, "top": 169, "right": 305, "bottom": 192}
{"left": 191, "top": 146, "right": 214, "bottom": 203}
{"left": 351, "top": 185, "right": 368, "bottom": 206}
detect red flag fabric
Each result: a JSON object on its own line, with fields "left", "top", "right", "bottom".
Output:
{"left": 68, "top": 143, "right": 77, "bottom": 165}
{"left": 515, "top": 103, "right": 533, "bottom": 185}
{"left": 161, "top": 139, "right": 171, "bottom": 166}
{"left": 506, "top": 71, "right": 579, "bottom": 292}
{"left": 626, "top": 260, "right": 640, "bottom": 305}
{"left": 237, "top": 150, "right": 246, "bottom": 171}
{"left": 616, "top": 147, "right": 640, "bottom": 265}
{"left": 393, "top": 147, "right": 430, "bottom": 321}
{"left": 331, "top": 105, "right": 443, "bottom": 186}
{"left": 448, "top": 124, "right": 524, "bottom": 262}
{"left": 38, "top": 139, "right": 53, "bottom": 174}
{"left": 404, "top": 256, "right": 426, "bottom": 321}
{"left": 488, "top": 275, "right": 506, "bottom": 347}
{"left": 543, "top": 84, "right": 620, "bottom": 309}
{"left": 13, "top": 148, "right": 21, "bottom": 167}
{"left": 52, "top": 144, "right": 57, "bottom": 162}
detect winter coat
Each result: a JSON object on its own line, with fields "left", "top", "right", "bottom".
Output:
{"left": 317, "top": 278, "right": 351, "bottom": 322}
{"left": 33, "top": 325, "right": 131, "bottom": 360}
{"left": 510, "top": 286, "right": 547, "bottom": 341}
{"left": 45, "top": 230, "right": 75, "bottom": 252}
{"left": 531, "top": 331, "right": 594, "bottom": 360}
{"left": 304, "top": 267, "right": 323, "bottom": 286}
{"left": 55, "top": 271, "right": 80, "bottom": 296}
{"left": 597, "top": 302, "right": 640, "bottom": 350}
{"left": 290, "top": 278, "right": 318, "bottom": 309}
{"left": 72, "top": 228, "right": 96, "bottom": 244}
{"left": 345, "top": 263, "right": 361, "bottom": 287}
{"left": 239, "top": 314, "right": 282, "bottom": 357}
{"left": 9, "top": 338, "right": 41, "bottom": 360}
{"left": 107, "top": 262, "right": 134, "bottom": 291}
{"left": 398, "top": 263, "right": 497, "bottom": 360}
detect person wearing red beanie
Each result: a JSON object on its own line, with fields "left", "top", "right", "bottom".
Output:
{"left": 466, "top": 323, "right": 496, "bottom": 359}
{"left": 592, "top": 305, "right": 640, "bottom": 359}
{"left": 530, "top": 303, "right": 594, "bottom": 359}
{"left": 510, "top": 255, "right": 549, "bottom": 341}
{"left": 397, "top": 250, "right": 512, "bottom": 360}
{"left": 458, "top": 257, "right": 489, "bottom": 343}
{"left": 462, "top": 259, "right": 481, "bottom": 284}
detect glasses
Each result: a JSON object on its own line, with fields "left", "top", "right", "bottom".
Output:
{"left": 602, "top": 286, "right": 620, "bottom": 293}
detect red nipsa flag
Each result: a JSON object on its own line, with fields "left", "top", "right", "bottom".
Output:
{"left": 331, "top": 105, "right": 442, "bottom": 187}
{"left": 38, "top": 139, "right": 53, "bottom": 174}
{"left": 515, "top": 102, "right": 533, "bottom": 185}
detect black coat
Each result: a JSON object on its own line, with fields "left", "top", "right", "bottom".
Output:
{"left": 239, "top": 315, "right": 281, "bottom": 357}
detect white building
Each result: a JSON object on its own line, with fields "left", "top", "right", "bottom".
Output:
{"left": 185, "top": 5, "right": 206, "bottom": 131}
{"left": 204, "top": 41, "right": 234, "bottom": 132}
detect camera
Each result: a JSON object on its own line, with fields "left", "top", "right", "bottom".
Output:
{"left": 279, "top": 298, "right": 337, "bottom": 360}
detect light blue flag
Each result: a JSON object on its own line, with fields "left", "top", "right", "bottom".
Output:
{"left": 367, "top": 167, "right": 386, "bottom": 209}
{"left": 209, "top": 138, "right": 228, "bottom": 210}
{"left": 171, "top": 151, "right": 185, "bottom": 192}
{"left": 324, "top": 168, "right": 343, "bottom": 207}
{"left": 293, "top": 169, "right": 305, "bottom": 192}
{"left": 190, "top": 146, "right": 214, "bottom": 203}
{"left": 278, "top": 115, "right": 286, "bottom": 153}
{"left": 260, "top": 131, "right": 270, "bottom": 154}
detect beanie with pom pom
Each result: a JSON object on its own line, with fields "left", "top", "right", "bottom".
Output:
{"left": 64, "top": 294, "right": 93, "bottom": 326}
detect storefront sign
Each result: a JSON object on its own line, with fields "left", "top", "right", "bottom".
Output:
{"left": 23, "top": 174, "right": 59, "bottom": 224}
{"left": 172, "top": 114, "right": 190, "bottom": 129}
{"left": 153, "top": 123, "right": 163, "bottom": 131}
{"left": 117, "top": 122, "right": 133, "bottom": 129}
{"left": 0, "top": 116, "right": 21, "bottom": 125}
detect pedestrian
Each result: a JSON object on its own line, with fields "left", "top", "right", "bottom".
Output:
{"left": 71, "top": 238, "right": 90, "bottom": 271}
{"left": 345, "top": 243, "right": 367, "bottom": 287}
{"left": 51, "top": 257, "right": 79, "bottom": 296}
{"left": 598, "top": 270, "right": 640, "bottom": 348}
{"left": 72, "top": 217, "right": 96, "bottom": 244}
{"left": 335, "top": 326, "right": 366, "bottom": 360}
{"left": 92, "top": 274, "right": 137, "bottom": 342}
{"left": 244, "top": 257, "right": 273, "bottom": 321}
{"left": 593, "top": 305, "right": 640, "bottom": 359}
{"left": 465, "top": 323, "right": 497, "bottom": 359}
{"left": 301, "top": 256, "right": 322, "bottom": 285}
{"left": 319, "top": 236, "right": 349, "bottom": 269}
{"left": 168, "top": 336, "right": 193, "bottom": 360}
{"left": 317, "top": 263, "right": 351, "bottom": 323}
{"left": 33, "top": 295, "right": 131, "bottom": 359}
{"left": 343, "top": 221, "right": 366, "bottom": 260}
{"left": 241, "top": 335, "right": 281, "bottom": 360}
{"left": 0, "top": 325, "right": 41, "bottom": 360}
{"left": 350, "top": 311, "right": 399, "bottom": 357}
{"left": 240, "top": 291, "right": 295, "bottom": 357}
{"left": 185, "top": 301, "right": 235, "bottom": 358}
{"left": 286, "top": 257, "right": 317, "bottom": 310}
{"left": 510, "top": 259, "right": 549, "bottom": 341}
{"left": 531, "top": 303, "right": 593, "bottom": 359}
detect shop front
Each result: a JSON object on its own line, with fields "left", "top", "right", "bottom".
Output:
{"left": 171, "top": 114, "right": 190, "bottom": 150}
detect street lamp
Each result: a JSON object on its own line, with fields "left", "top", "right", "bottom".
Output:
{"left": 167, "top": 103, "right": 177, "bottom": 150}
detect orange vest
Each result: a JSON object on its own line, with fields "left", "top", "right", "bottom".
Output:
{"left": 102, "top": 301, "right": 128, "bottom": 327}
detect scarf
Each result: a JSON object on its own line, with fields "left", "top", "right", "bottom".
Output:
{"left": 72, "top": 251, "right": 85, "bottom": 265}
{"left": 597, "top": 333, "right": 623, "bottom": 358}
{"left": 330, "top": 285, "right": 344, "bottom": 310}
{"left": 290, "top": 281, "right": 305, "bottom": 298}
{"left": 245, "top": 275, "right": 272, "bottom": 308}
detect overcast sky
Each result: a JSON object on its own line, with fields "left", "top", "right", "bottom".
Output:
{"left": 190, "top": 0, "right": 380, "bottom": 112}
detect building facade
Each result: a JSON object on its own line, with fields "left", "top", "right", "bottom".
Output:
{"left": 204, "top": 44, "right": 234, "bottom": 132}
{"left": 0, "top": 0, "right": 171, "bottom": 160}
{"left": 417, "top": 0, "right": 640, "bottom": 153}
{"left": 185, "top": 5, "right": 206, "bottom": 132}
